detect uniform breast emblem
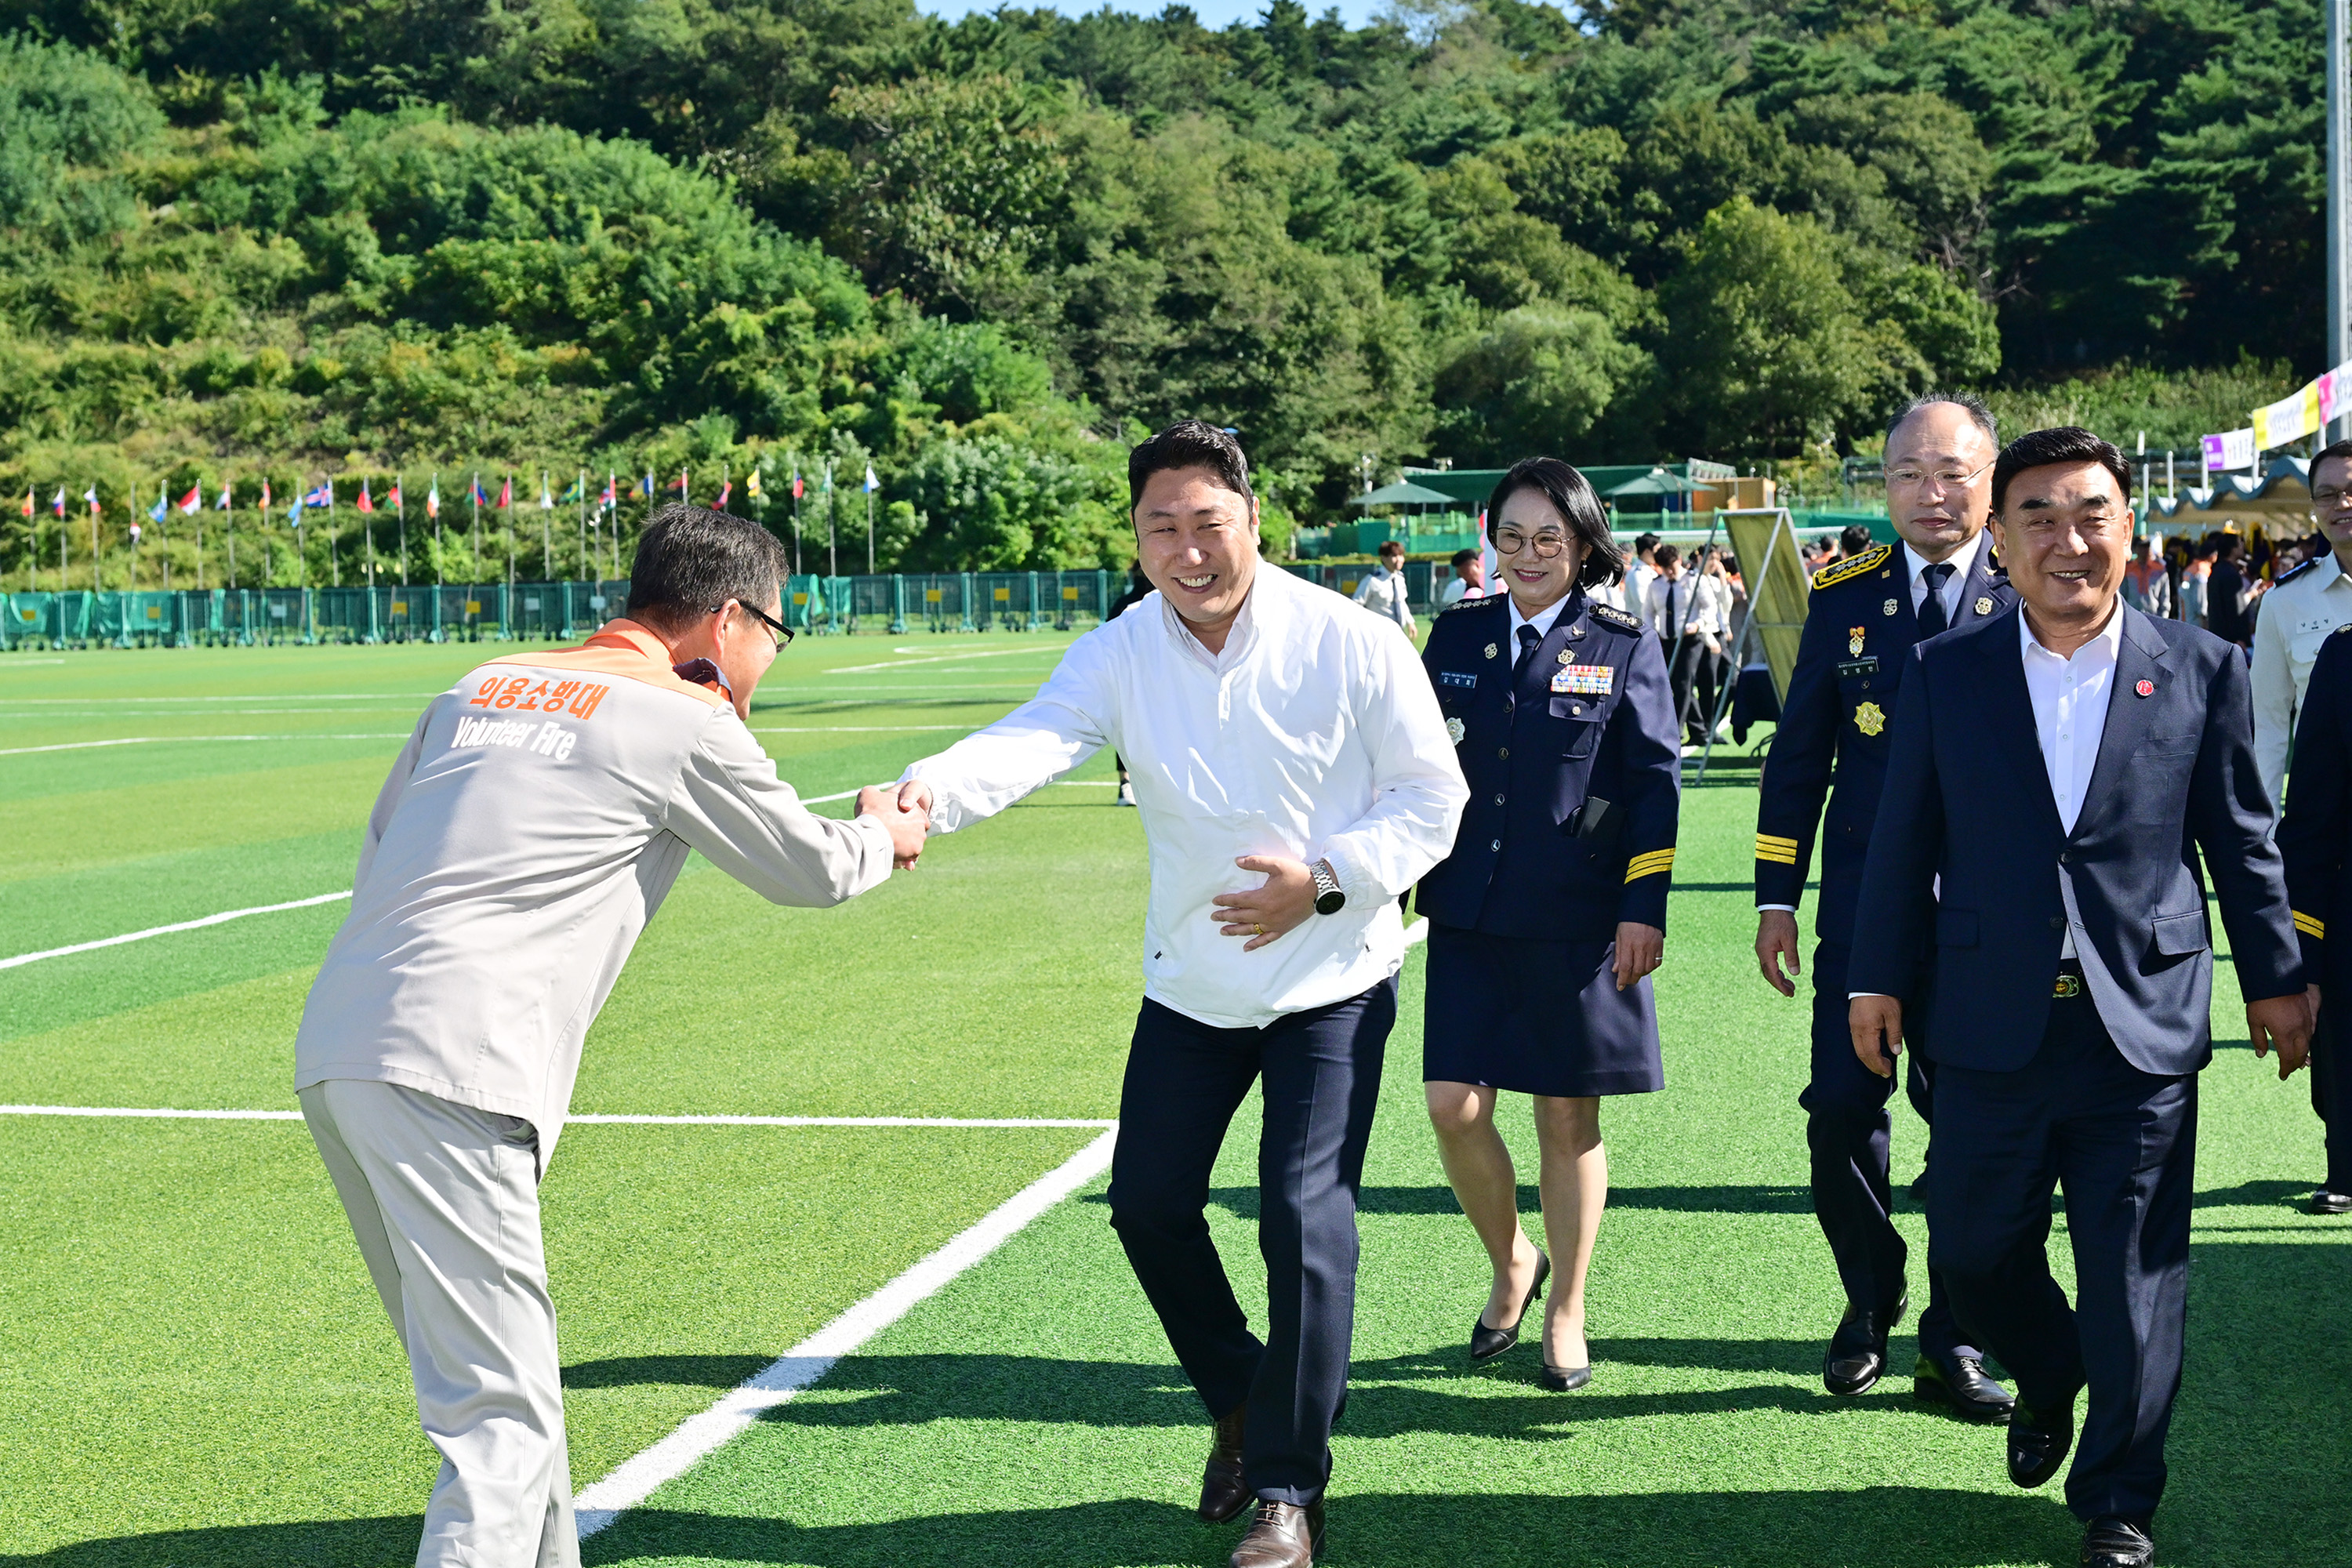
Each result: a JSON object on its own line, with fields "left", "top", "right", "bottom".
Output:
{"left": 1882, "top": 598, "right": 1898, "bottom": 616}
{"left": 1446, "top": 716, "right": 1467, "bottom": 746}
{"left": 1975, "top": 597, "right": 1994, "bottom": 615}
{"left": 1484, "top": 643, "right": 1498, "bottom": 659}
{"left": 1855, "top": 701, "right": 1886, "bottom": 736}
{"left": 1848, "top": 626, "right": 1865, "bottom": 656}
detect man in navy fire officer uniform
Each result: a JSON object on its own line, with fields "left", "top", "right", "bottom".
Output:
{"left": 2274, "top": 617, "right": 2352, "bottom": 1215}
{"left": 1849, "top": 426, "right": 2311, "bottom": 1568}
{"left": 1753, "top": 394, "right": 2019, "bottom": 1419}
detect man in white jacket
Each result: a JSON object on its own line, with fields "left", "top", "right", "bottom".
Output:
{"left": 295, "top": 506, "right": 927, "bottom": 1568}
{"left": 893, "top": 423, "right": 1466, "bottom": 1568}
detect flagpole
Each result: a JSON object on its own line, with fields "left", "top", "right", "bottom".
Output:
{"left": 470, "top": 471, "right": 481, "bottom": 583}
{"left": 397, "top": 474, "right": 408, "bottom": 586}
{"left": 866, "top": 483, "right": 875, "bottom": 575}
{"left": 328, "top": 477, "right": 338, "bottom": 588}
{"left": 826, "top": 459, "right": 837, "bottom": 578}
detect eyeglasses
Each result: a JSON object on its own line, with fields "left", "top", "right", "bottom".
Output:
{"left": 2314, "top": 487, "right": 2352, "bottom": 507}
{"left": 1886, "top": 459, "right": 1994, "bottom": 491}
{"left": 717, "top": 600, "right": 795, "bottom": 649}
{"left": 1493, "top": 527, "right": 1573, "bottom": 558}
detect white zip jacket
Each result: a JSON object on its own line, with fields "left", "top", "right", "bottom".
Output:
{"left": 296, "top": 622, "right": 895, "bottom": 1156}
{"left": 903, "top": 564, "right": 1468, "bottom": 1029}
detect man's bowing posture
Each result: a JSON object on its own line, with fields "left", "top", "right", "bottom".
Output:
{"left": 895, "top": 422, "right": 1467, "bottom": 1568}
{"left": 1849, "top": 428, "right": 2312, "bottom": 1568}
{"left": 296, "top": 507, "right": 927, "bottom": 1568}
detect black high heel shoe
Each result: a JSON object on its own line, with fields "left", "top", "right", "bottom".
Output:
{"left": 1469, "top": 1251, "right": 1550, "bottom": 1360}
{"left": 1539, "top": 1360, "right": 1592, "bottom": 1392}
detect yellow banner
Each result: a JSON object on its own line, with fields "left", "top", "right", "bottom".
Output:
{"left": 2254, "top": 382, "right": 2322, "bottom": 449}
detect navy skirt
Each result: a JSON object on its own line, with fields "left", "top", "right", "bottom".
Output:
{"left": 1421, "top": 924, "right": 1664, "bottom": 1098}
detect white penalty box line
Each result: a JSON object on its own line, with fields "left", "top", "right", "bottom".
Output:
{"left": 0, "top": 1105, "right": 1113, "bottom": 1128}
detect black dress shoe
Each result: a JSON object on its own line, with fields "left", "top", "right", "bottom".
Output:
{"left": 1824, "top": 1291, "right": 1907, "bottom": 1396}
{"left": 1913, "top": 1352, "right": 2016, "bottom": 1424}
{"left": 2311, "top": 1188, "right": 2352, "bottom": 1215}
{"left": 2007, "top": 1388, "right": 2079, "bottom": 1489}
{"left": 1469, "top": 1252, "right": 1549, "bottom": 1360}
{"left": 1540, "top": 1360, "right": 1591, "bottom": 1391}
{"left": 2081, "top": 1515, "right": 2154, "bottom": 1567}
{"left": 1198, "top": 1404, "right": 1249, "bottom": 1523}
{"left": 1229, "top": 1497, "right": 1324, "bottom": 1568}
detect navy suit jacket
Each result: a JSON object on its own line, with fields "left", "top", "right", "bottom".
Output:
{"left": 2278, "top": 625, "right": 2352, "bottom": 990}
{"left": 1755, "top": 541, "right": 2013, "bottom": 948}
{"left": 1849, "top": 602, "right": 2300, "bottom": 1076}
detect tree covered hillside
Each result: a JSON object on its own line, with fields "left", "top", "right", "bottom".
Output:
{"left": 0, "top": 0, "right": 2329, "bottom": 576}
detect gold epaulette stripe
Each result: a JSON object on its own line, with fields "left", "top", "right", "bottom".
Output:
{"left": 1810, "top": 543, "right": 1892, "bottom": 590}
{"left": 1756, "top": 847, "right": 1799, "bottom": 866}
{"left": 1624, "top": 848, "right": 1675, "bottom": 883}
{"left": 1757, "top": 833, "right": 1798, "bottom": 851}
{"left": 2294, "top": 911, "right": 2326, "bottom": 940}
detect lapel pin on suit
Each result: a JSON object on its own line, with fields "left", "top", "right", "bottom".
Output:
{"left": 1882, "top": 598, "right": 1898, "bottom": 615}
{"left": 2136, "top": 679, "right": 2154, "bottom": 697}
{"left": 1976, "top": 597, "right": 1994, "bottom": 615}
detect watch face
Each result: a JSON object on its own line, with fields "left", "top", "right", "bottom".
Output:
{"left": 1315, "top": 889, "right": 1347, "bottom": 916}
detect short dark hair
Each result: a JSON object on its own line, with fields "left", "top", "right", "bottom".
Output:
{"left": 1450, "top": 547, "right": 1479, "bottom": 568}
{"left": 1484, "top": 456, "right": 1625, "bottom": 590}
{"left": 1653, "top": 543, "right": 1682, "bottom": 569}
{"left": 2215, "top": 533, "right": 2244, "bottom": 561}
{"left": 1888, "top": 390, "right": 1998, "bottom": 447}
{"left": 1378, "top": 539, "right": 1405, "bottom": 557}
{"left": 1991, "top": 426, "right": 2133, "bottom": 514}
{"left": 1635, "top": 532, "right": 1661, "bottom": 557}
{"left": 1838, "top": 524, "right": 1875, "bottom": 555}
{"left": 1128, "top": 420, "right": 1253, "bottom": 514}
{"left": 625, "top": 504, "right": 788, "bottom": 633}
{"left": 2314, "top": 438, "right": 2352, "bottom": 485}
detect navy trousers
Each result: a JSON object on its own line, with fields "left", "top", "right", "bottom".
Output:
{"left": 1800, "top": 941, "right": 1973, "bottom": 1361}
{"left": 1106, "top": 978, "right": 1394, "bottom": 1506}
{"left": 1931, "top": 993, "right": 2195, "bottom": 1523}
{"left": 2315, "top": 1003, "right": 2352, "bottom": 1192}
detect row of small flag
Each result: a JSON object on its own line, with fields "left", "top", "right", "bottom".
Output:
{"left": 16, "top": 463, "right": 883, "bottom": 524}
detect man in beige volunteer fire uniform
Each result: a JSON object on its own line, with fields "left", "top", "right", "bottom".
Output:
{"left": 296, "top": 506, "right": 927, "bottom": 1567}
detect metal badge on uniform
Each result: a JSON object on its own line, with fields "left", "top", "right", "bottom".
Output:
{"left": 1975, "top": 597, "right": 1994, "bottom": 615}
{"left": 1855, "top": 700, "right": 1886, "bottom": 736}
{"left": 1882, "top": 598, "right": 1898, "bottom": 616}
{"left": 1848, "top": 626, "right": 1865, "bottom": 656}
{"left": 1484, "top": 643, "right": 1499, "bottom": 659}
{"left": 1553, "top": 663, "right": 1614, "bottom": 695}
{"left": 2136, "top": 679, "right": 2154, "bottom": 697}
{"left": 1559, "top": 647, "right": 1573, "bottom": 662}
{"left": 1439, "top": 671, "right": 1477, "bottom": 688}
{"left": 1445, "top": 716, "right": 1467, "bottom": 746}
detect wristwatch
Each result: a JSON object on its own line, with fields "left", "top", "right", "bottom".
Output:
{"left": 1310, "top": 858, "right": 1346, "bottom": 916}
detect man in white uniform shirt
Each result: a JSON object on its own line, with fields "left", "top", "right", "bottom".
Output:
{"left": 2252, "top": 439, "right": 2352, "bottom": 805}
{"left": 1351, "top": 538, "right": 1417, "bottom": 637}
{"left": 296, "top": 508, "right": 928, "bottom": 1567}
{"left": 894, "top": 422, "right": 1467, "bottom": 1568}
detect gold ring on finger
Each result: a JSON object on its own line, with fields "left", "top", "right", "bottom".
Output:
{"left": 1253, "top": 923, "right": 1265, "bottom": 937}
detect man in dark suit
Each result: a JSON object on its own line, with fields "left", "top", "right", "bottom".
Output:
{"left": 1755, "top": 393, "right": 2016, "bottom": 1418}
{"left": 1849, "top": 426, "right": 2313, "bottom": 1568}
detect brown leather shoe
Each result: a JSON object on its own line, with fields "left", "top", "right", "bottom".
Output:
{"left": 1229, "top": 1497, "right": 1324, "bottom": 1568}
{"left": 1197, "top": 1404, "right": 1249, "bottom": 1523}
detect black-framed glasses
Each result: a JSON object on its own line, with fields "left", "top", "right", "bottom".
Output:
{"left": 718, "top": 601, "right": 795, "bottom": 648}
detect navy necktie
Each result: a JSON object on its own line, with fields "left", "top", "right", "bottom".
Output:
{"left": 1918, "top": 562, "right": 1955, "bottom": 638}
{"left": 1514, "top": 622, "right": 1541, "bottom": 681}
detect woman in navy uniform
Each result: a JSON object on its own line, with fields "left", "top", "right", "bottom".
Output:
{"left": 1417, "top": 457, "right": 1681, "bottom": 1390}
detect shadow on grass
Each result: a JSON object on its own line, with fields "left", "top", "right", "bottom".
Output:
{"left": 0, "top": 1515, "right": 424, "bottom": 1568}
{"left": 1080, "top": 1184, "right": 1815, "bottom": 1220}
{"left": 583, "top": 1489, "right": 2078, "bottom": 1567}
{"left": 565, "top": 1353, "right": 778, "bottom": 1389}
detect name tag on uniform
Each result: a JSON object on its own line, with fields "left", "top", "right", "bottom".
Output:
{"left": 2298, "top": 617, "right": 2341, "bottom": 636}
{"left": 1838, "top": 657, "right": 1879, "bottom": 678}
{"left": 1439, "top": 670, "right": 1478, "bottom": 688}
{"left": 1552, "top": 664, "right": 1614, "bottom": 695}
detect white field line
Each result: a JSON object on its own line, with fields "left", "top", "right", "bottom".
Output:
{"left": 0, "top": 734, "right": 407, "bottom": 757}
{"left": 0, "top": 659, "right": 67, "bottom": 667}
{"left": 573, "top": 1123, "right": 1119, "bottom": 1536}
{"left": 826, "top": 648, "right": 1061, "bottom": 675}
{"left": 0, "top": 891, "right": 353, "bottom": 970}
{"left": 0, "top": 1105, "right": 1111, "bottom": 1128}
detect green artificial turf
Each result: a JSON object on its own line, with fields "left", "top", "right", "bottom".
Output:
{"left": 0, "top": 636, "right": 2346, "bottom": 1568}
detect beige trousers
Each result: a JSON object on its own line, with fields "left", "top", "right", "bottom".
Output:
{"left": 301, "top": 1078, "right": 579, "bottom": 1568}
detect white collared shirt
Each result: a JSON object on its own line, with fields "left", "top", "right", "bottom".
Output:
{"left": 2251, "top": 548, "right": 2352, "bottom": 807}
{"left": 905, "top": 564, "right": 1470, "bottom": 1029}
{"left": 1507, "top": 593, "right": 1567, "bottom": 645}
{"left": 2021, "top": 600, "right": 2126, "bottom": 958}
{"left": 1901, "top": 532, "right": 1984, "bottom": 623}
